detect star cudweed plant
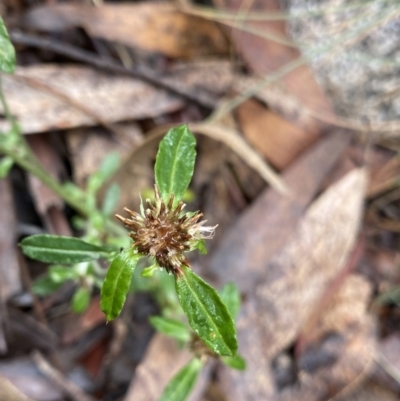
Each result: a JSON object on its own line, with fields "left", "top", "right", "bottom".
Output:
{"left": 101, "top": 125, "right": 238, "bottom": 357}
{"left": 0, "top": 22, "right": 242, "bottom": 401}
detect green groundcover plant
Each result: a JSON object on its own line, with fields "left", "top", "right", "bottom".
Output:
{"left": 0, "top": 17, "right": 244, "bottom": 401}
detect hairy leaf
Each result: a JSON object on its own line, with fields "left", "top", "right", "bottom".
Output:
{"left": 175, "top": 265, "right": 238, "bottom": 356}
{"left": 20, "top": 235, "right": 113, "bottom": 264}
{"left": 100, "top": 249, "right": 141, "bottom": 321}
{"left": 0, "top": 17, "right": 16, "bottom": 73}
{"left": 159, "top": 358, "right": 202, "bottom": 401}
{"left": 150, "top": 316, "right": 191, "bottom": 342}
{"left": 155, "top": 125, "right": 196, "bottom": 204}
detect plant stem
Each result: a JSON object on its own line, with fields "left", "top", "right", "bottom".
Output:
{"left": 0, "top": 75, "right": 19, "bottom": 134}
{"left": 0, "top": 142, "right": 88, "bottom": 214}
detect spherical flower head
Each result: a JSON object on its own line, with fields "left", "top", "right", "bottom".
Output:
{"left": 116, "top": 186, "right": 217, "bottom": 275}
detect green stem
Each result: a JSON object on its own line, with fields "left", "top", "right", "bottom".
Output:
{"left": 0, "top": 74, "right": 126, "bottom": 236}
{"left": 0, "top": 75, "right": 19, "bottom": 134}
{"left": 0, "top": 142, "right": 89, "bottom": 215}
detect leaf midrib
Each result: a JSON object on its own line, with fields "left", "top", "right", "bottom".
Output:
{"left": 180, "top": 268, "right": 230, "bottom": 354}
{"left": 166, "top": 130, "right": 185, "bottom": 199}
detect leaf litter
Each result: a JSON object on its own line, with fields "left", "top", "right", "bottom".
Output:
{"left": 2, "top": 0, "right": 400, "bottom": 400}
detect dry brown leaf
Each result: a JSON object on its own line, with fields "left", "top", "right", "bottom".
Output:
{"left": 0, "top": 65, "right": 183, "bottom": 134}
{"left": 256, "top": 167, "right": 368, "bottom": 359}
{"left": 210, "top": 130, "right": 352, "bottom": 293}
{"left": 221, "top": 168, "right": 369, "bottom": 400}
{"left": 213, "top": 132, "right": 351, "bottom": 400}
{"left": 236, "top": 99, "right": 319, "bottom": 169}
{"left": 279, "top": 274, "right": 375, "bottom": 401}
{"left": 24, "top": 4, "right": 228, "bottom": 59}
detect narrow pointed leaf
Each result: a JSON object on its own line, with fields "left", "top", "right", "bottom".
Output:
{"left": 220, "top": 282, "right": 241, "bottom": 320}
{"left": 221, "top": 354, "right": 246, "bottom": 370}
{"left": 20, "top": 235, "right": 113, "bottom": 264}
{"left": 155, "top": 125, "right": 196, "bottom": 204}
{"left": 0, "top": 17, "right": 16, "bottom": 73}
{"left": 159, "top": 358, "right": 203, "bottom": 401}
{"left": 175, "top": 265, "right": 238, "bottom": 356}
{"left": 100, "top": 249, "right": 141, "bottom": 321}
{"left": 150, "top": 316, "right": 191, "bottom": 342}
{"left": 102, "top": 182, "right": 120, "bottom": 216}
{"left": 72, "top": 287, "right": 91, "bottom": 314}
{"left": 141, "top": 264, "right": 158, "bottom": 278}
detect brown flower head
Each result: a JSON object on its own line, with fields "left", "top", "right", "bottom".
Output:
{"left": 116, "top": 186, "right": 216, "bottom": 275}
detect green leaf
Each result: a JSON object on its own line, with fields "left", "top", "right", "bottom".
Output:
{"left": 49, "top": 265, "right": 78, "bottom": 283}
{"left": 99, "top": 152, "right": 120, "bottom": 179}
{"left": 150, "top": 316, "right": 191, "bottom": 342}
{"left": 219, "top": 282, "right": 241, "bottom": 320}
{"left": 222, "top": 354, "right": 246, "bottom": 370}
{"left": 102, "top": 183, "right": 120, "bottom": 216}
{"left": 88, "top": 152, "right": 120, "bottom": 194}
{"left": 0, "top": 17, "right": 16, "bottom": 73}
{"left": 155, "top": 125, "right": 196, "bottom": 205}
{"left": 0, "top": 156, "right": 13, "bottom": 178}
{"left": 193, "top": 239, "right": 207, "bottom": 255}
{"left": 221, "top": 354, "right": 246, "bottom": 370}
{"left": 141, "top": 264, "right": 158, "bottom": 278}
{"left": 175, "top": 265, "right": 238, "bottom": 357}
{"left": 159, "top": 358, "right": 202, "bottom": 401}
{"left": 72, "top": 287, "right": 91, "bottom": 314}
{"left": 32, "top": 274, "right": 63, "bottom": 297}
{"left": 100, "top": 249, "right": 141, "bottom": 321}
{"left": 20, "top": 235, "right": 113, "bottom": 264}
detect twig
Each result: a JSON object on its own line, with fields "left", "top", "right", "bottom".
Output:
{"left": 189, "top": 122, "right": 288, "bottom": 194}
{"left": 9, "top": 30, "right": 218, "bottom": 109}
{"left": 181, "top": 0, "right": 385, "bottom": 22}
{"left": 32, "top": 350, "right": 97, "bottom": 401}
{"left": 375, "top": 351, "right": 400, "bottom": 384}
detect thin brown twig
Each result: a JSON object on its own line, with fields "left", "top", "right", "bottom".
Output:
{"left": 32, "top": 350, "right": 97, "bottom": 401}
{"left": 9, "top": 30, "right": 218, "bottom": 109}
